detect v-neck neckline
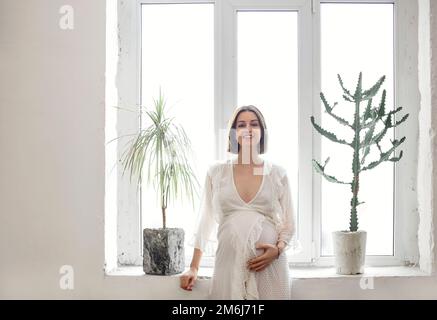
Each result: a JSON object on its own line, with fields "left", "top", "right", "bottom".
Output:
{"left": 231, "top": 159, "right": 266, "bottom": 206}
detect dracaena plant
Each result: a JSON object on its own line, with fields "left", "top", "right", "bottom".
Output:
{"left": 310, "top": 73, "right": 409, "bottom": 232}
{"left": 118, "top": 91, "right": 200, "bottom": 229}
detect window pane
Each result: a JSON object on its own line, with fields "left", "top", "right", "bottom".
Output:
{"left": 320, "top": 3, "right": 394, "bottom": 256}
{"left": 140, "top": 4, "right": 214, "bottom": 254}
{"left": 237, "top": 11, "right": 299, "bottom": 239}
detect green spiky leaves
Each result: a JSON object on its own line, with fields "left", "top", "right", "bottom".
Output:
{"left": 119, "top": 90, "right": 201, "bottom": 229}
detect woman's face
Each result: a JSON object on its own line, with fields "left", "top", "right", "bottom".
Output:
{"left": 235, "top": 111, "right": 262, "bottom": 149}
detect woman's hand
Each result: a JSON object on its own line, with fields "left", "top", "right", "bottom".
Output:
{"left": 179, "top": 267, "right": 198, "bottom": 291}
{"left": 247, "top": 243, "right": 279, "bottom": 272}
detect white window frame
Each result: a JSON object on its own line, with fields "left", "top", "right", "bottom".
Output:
{"left": 313, "top": 0, "right": 419, "bottom": 267}
{"left": 220, "top": 0, "right": 314, "bottom": 263}
{"left": 114, "top": 0, "right": 419, "bottom": 268}
{"left": 116, "top": 0, "right": 143, "bottom": 266}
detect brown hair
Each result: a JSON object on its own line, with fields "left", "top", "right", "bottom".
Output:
{"left": 227, "top": 105, "right": 268, "bottom": 154}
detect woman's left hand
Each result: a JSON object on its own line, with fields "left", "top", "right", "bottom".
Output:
{"left": 247, "top": 243, "right": 278, "bottom": 272}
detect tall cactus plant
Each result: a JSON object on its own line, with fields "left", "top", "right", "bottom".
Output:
{"left": 311, "top": 73, "right": 409, "bottom": 232}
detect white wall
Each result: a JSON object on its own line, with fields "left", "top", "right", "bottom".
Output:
{"left": 431, "top": 0, "right": 437, "bottom": 275}
{"left": 0, "top": 0, "right": 437, "bottom": 299}
{"left": 418, "top": 0, "right": 435, "bottom": 275}
{"left": 0, "top": 0, "right": 107, "bottom": 298}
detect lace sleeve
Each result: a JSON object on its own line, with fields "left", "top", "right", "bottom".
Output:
{"left": 277, "top": 169, "right": 302, "bottom": 254}
{"left": 189, "top": 167, "right": 218, "bottom": 253}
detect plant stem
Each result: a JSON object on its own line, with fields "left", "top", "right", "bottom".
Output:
{"left": 350, "top": 99, "right": 361, "bottom": 232}
{"left": 162, "top": 205, "right": 166, "bottom": 229}
{"left": 350, "top": 174, "right": 359, "bottom": 232}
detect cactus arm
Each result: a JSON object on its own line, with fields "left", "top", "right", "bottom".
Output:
{"left": 310, "top": 116, "right": 352, "bottom": 147}
{"left": 362, "top": 99, "right": 373, "bottom": 122}
{"left": 312, "top": 159, "right": 351, "bottom": 185}
{"left": 388, "top": 107, "right": 403, "bottom": 119}
{"left": 362, "top": 108, "right": 398, "bottom": 147}
{"left": 360, "top": 117, "right": 378, "bottom": 148}
{"left": 376, "top": 141, "right": 383, "bottom": 153}
{"left": 369, "top": 125, "right": 389, "bottom": 147}
{"left": 360, "top": 113, "right": 383, "bottom": 164}
{"left": 394, "top": 113, "right": 409, "bottom": 127}
{"left": 384, "top": 107, "right": 408, "bottom": 128}
{"left": 362, "top": 107, "right": 409, "bottom": 150}
{"left": 361, "top": 137, "right": 406, "bottom": 171}
{"left": 353, "top": 72, "right": 363, "bottom": 100}
{"left": 361, "top": 114, "right": 379, "bottom": 130}
{"left": 361, "top": 91, "right": 385, "bottom": 129}
{"left": 389, "top": 150, "right": 404, "bottom": 162}
{"left": 362, "top": 75, "right": 386, "bottom": 101}
{"left": 337, "top": 74, "right": 354, "bottom": 100}
{"left": 361, "top": 146, "right": 370, "bottom": 165}
{"left": 360, "top": 128, "right": 375, "bottom": 164}
{"left": 343, "top": 94, "right": 355, "bottom": 103}
{"left": 377, "top": 90, "right": 387, "bottom": 117}
{"left": 321, "top": 93, "right": 353, "bottom": 129}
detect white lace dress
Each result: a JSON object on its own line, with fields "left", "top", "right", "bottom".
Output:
{"left": 191, "top": 158, "right": 299, "bottom": 300}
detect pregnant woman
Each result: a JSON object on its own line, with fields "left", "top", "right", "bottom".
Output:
{"left": 180, "top": 105, "right": 297, "bottom": 300}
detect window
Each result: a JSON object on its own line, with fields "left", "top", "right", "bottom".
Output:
{"left": 110, "top": 0, "right": 418, "bottom": 269}
{"left": 237, "top": 10, "right": 301, "bottom": 258}
{"left": 320, "top": 3, "right": 395, "bottom": 257}
{"left": 140, "top": 3, "right": 215, "bottom": 262}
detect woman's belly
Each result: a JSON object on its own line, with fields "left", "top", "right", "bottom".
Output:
{"left": 255, "top": 218, "right": 278, "bottom": 256}
{"left": 217, "top": 210, "right": 277, "bottom": 257}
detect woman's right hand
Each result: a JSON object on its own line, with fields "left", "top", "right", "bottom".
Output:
{"left": 179, "top": 267, "right": 198, "bottom": 291}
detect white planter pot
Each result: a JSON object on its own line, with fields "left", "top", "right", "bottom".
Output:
{"left": 332, "top": 230, "right": 367, "bottom": 275}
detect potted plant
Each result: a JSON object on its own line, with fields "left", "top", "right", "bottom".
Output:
{"left": 310, "top": 73, "right": 409, "bottom": 275}
{"left": 118, "top": 91, "right": 200, "bottom": 275}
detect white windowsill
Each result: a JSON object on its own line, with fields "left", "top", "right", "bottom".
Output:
{"left": 290, "top": 266, "right": 428, "bottom": 279}
{"left": 106, "top": 265, "right": 428, "bottom": 279}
